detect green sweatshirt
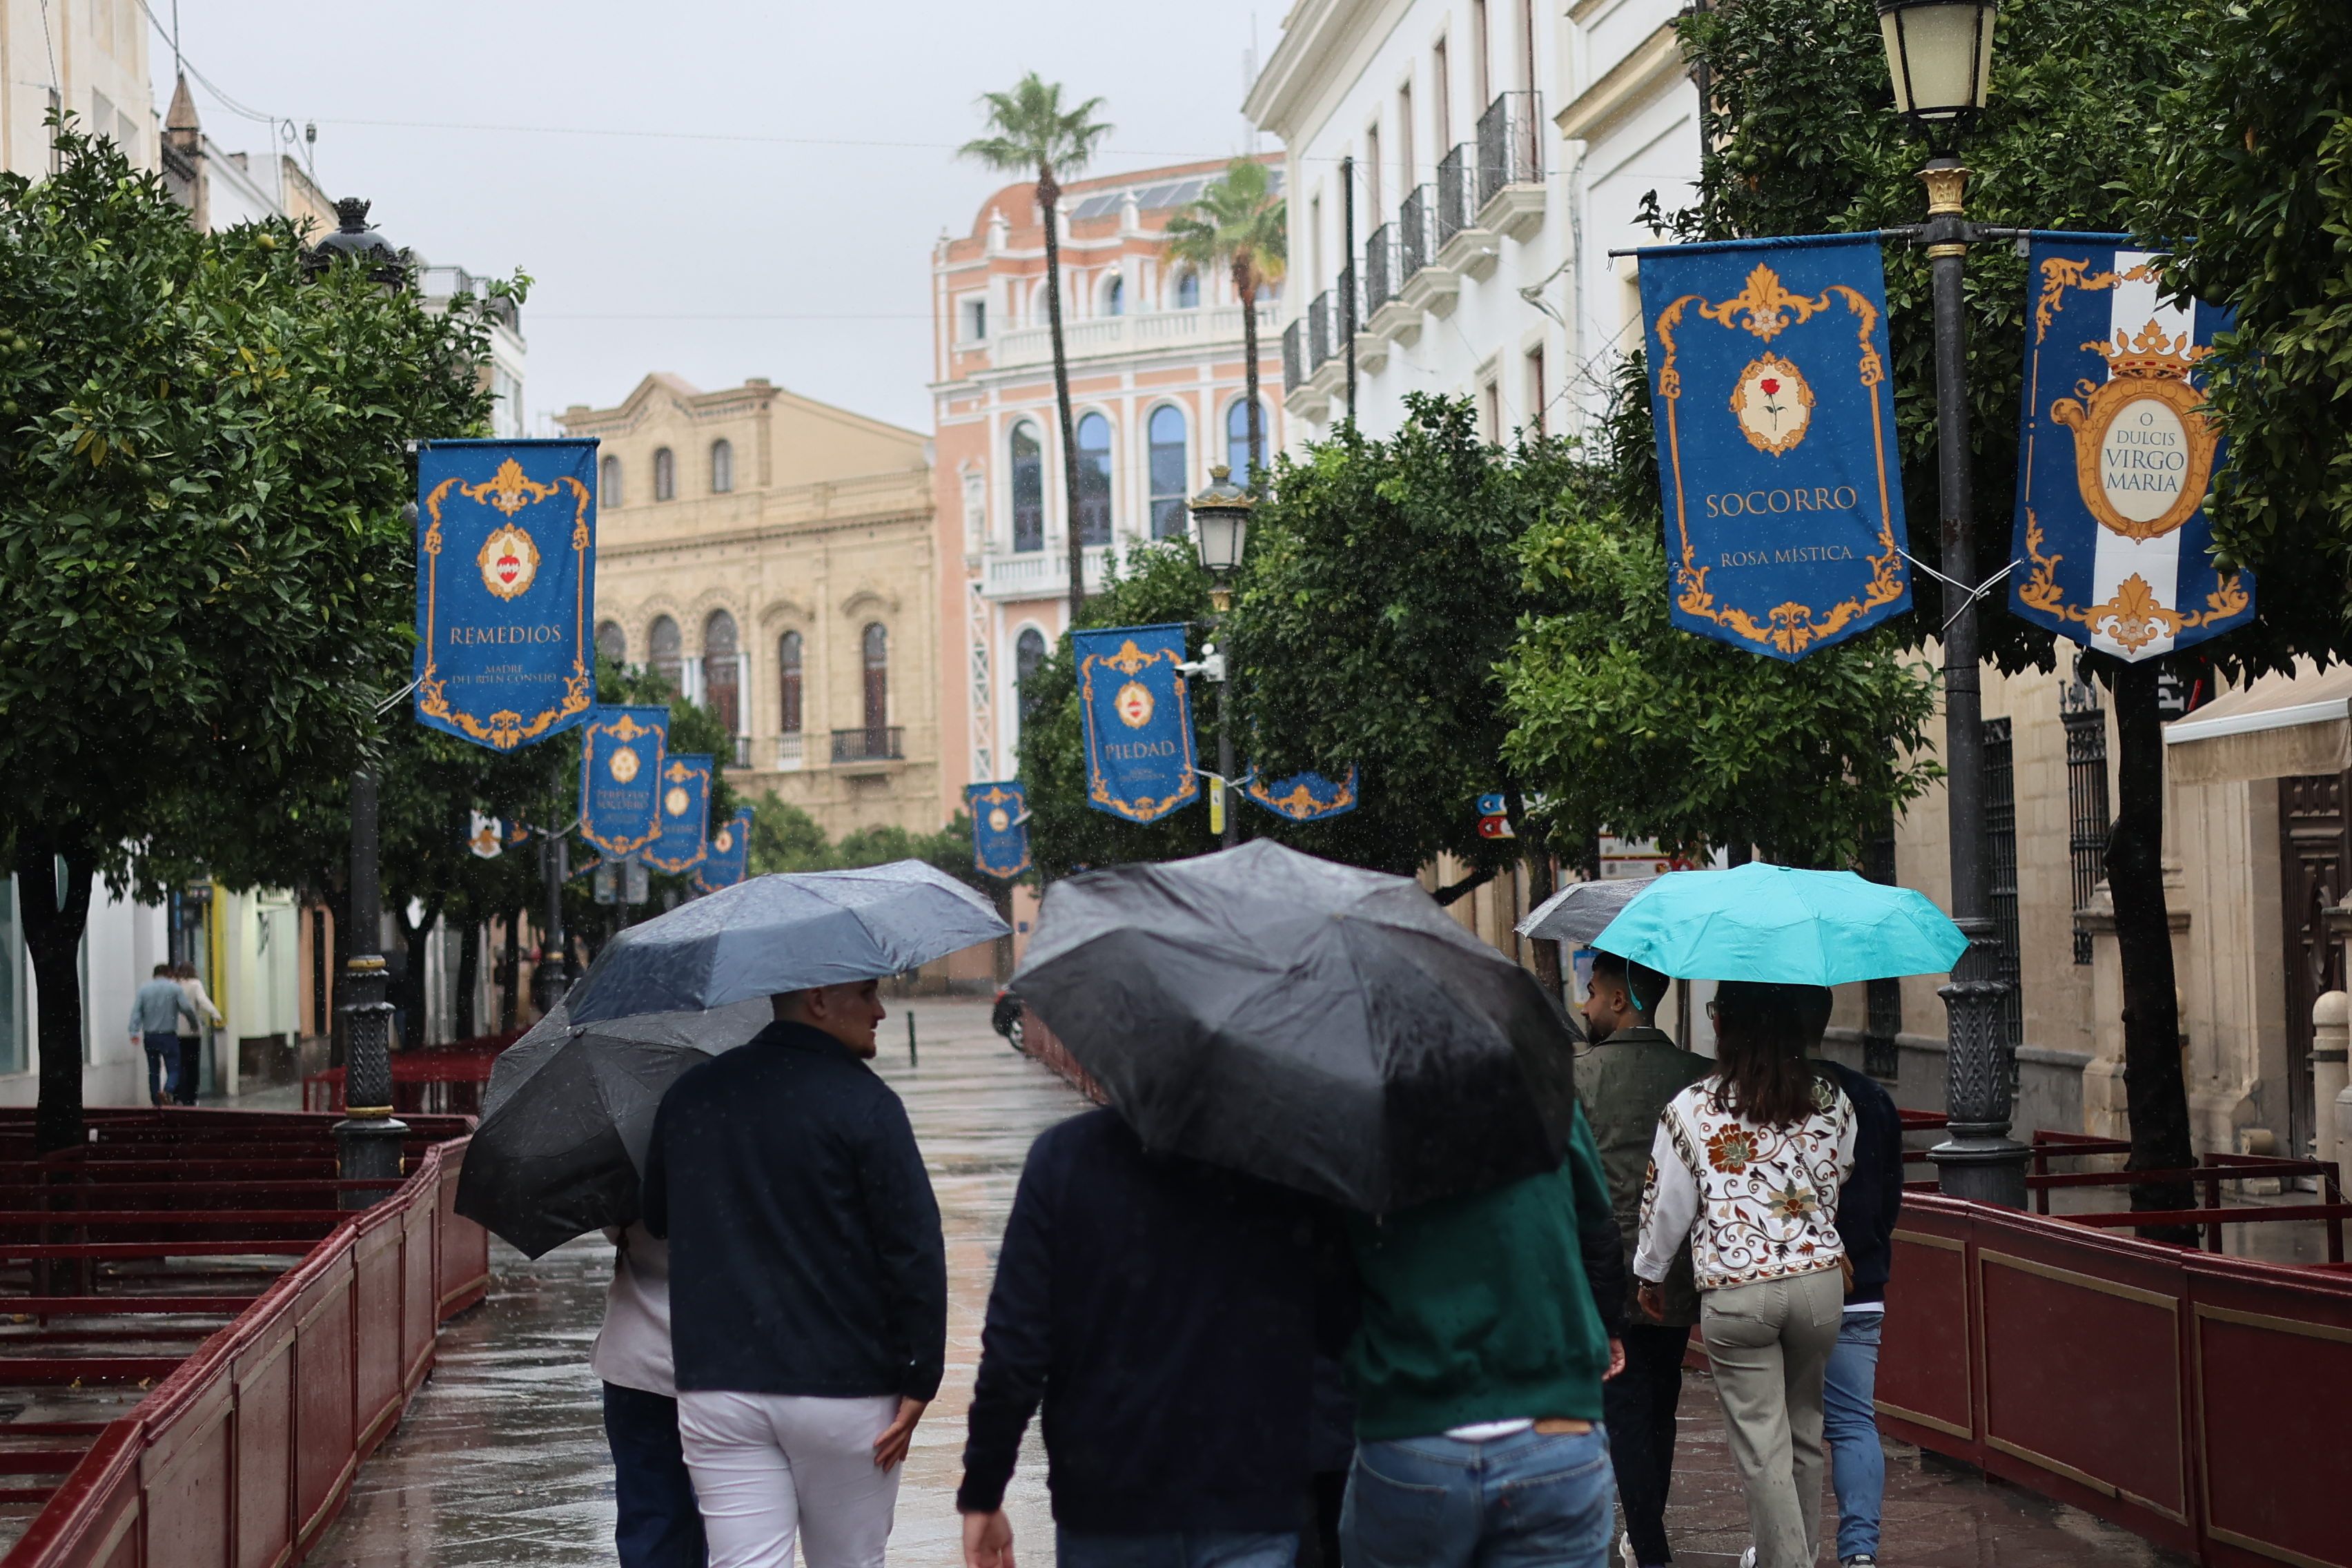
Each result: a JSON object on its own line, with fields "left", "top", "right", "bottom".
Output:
{"left": 1343, "top": 1105, "right": 1614, "bottom": 1441}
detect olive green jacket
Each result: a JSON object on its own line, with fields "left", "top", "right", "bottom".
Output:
{"left": 1574, "top": 1026, "right": 1712, "bottom": 1326}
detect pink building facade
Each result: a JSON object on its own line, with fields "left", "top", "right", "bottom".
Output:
{"left": 929, "top": 158, "right": 1287, "bottom": 818}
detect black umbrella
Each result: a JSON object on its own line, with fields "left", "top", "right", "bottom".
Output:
{"left": 1010, "top": 840, "right": 1582, "bottom": 1213}
{"left": 453, "top": 998, "right": 770, "bottom": 1257}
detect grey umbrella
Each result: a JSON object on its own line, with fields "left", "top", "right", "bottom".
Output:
{"left": 562, "top": 860, "right": 1008, "bottom": 1025}
{"left": 1011, "top": 841, "right": 1582, "bottom": 1213}
{"left": 1515, "top": 876, "right": 1657, "bottom": 947}
{"left": 454, "top": 997, "right": 772, "bottom": 1257}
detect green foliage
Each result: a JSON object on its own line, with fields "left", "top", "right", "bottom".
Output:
{"left": 0, "top": 121, "right": 511, "bottom": 874}
{"left": 1502, "top": 360, "right": 1942, "bottom": 865}
{"left": 1164, "top": 158, "right": 1286, "bottom": 295}
{"left": 959, "top": 74, "right": 1112, "bottom": 186}
{"left": 1230, "top": 396, "right": 1574, "bottom": 875}
{"left": 744, "top": 792, "right": 987, "bottom": 897}
{"left": 2137, "top": 0, "right": 2352, "bottom": 663}
{"left": 1670, "top": 0, "right": 2201, "bottom": 675}
{"left": 1015, "top": 541, "right": 1224, "bottom": 879}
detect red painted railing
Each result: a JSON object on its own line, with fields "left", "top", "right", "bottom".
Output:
{"left": 1878, "top": 1191, "right": 2352, "bottom": 1568}
{"left": 0, "top": 1109, "right": 488, "bottom": 1568}
{"left": 302, "top": 1028, "right": 525, "bottom": 1116}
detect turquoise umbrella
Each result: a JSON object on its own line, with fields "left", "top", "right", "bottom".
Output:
{"left": 1592, "top": 862, "right": 1966, "bottom": 984}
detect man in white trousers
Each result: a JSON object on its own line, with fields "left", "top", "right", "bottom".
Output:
{"left": 643, "top": 978, "right": 947, "bottom": 1568}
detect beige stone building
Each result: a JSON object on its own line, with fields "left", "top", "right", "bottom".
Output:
{"left": 559, "top": 375, "right": 942, "bottom": 842}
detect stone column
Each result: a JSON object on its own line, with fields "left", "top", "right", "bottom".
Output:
{"left": 2310, "top": 990, "right": 2348, "bottom": 1187}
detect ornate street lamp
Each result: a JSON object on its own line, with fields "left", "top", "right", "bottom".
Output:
{"left": 303, "top": 197, "right": 409, "bottom": 1204}
{"left": 1188, "top": 466, "right": 1255, "bottom": 849}
{"left": 1876, "top": 0, "right": 2028, "bottom": 1206}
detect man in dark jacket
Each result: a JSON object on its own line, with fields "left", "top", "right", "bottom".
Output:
{"left": 957, "top": 1106, "right": 1335, "bottom": 1568}
{"left": 644, "top": 978, "right": 945, "bottom": 1568}
{"left": 1576, "top": 950, "right": 1709, "bottom": 1568}
{"left": 1801, "top": 988, "right": 1903, "bottom": 1568}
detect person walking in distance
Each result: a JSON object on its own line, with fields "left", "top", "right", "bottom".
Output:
{"left": 1576, "top": 952, "right": 1709, "bottom": 1568}
{"left": 1636, "top": 981, "right": 1856, "bottom": 1568}
{"left": 644, "top": 978, "right": 945, "bottom": 1568}
{"left": 1796, "top": 990, "right": 1903, "bottom": 1568}
{"left": 172, "top": 962, "right": 222, "bottom": 1106}
{"left": 957, "top": 1105, "right": 1339, "bottom": 1568}
{"left": 128, "top": 963, "right": 197, "bottom": 1108}
{"left": 594, "top": 1221, "right": 706, "bottom": 1568}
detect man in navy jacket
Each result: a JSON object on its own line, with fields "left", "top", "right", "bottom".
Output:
{"left": 645, "top": 978, "right": 945, "bottom": 1568}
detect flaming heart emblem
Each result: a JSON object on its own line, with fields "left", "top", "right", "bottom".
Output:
{"left": 477, "top": 523, "right": 540, "bottom": 600}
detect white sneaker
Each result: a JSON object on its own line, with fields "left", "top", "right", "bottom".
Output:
{"left": 1738, "top": 1550, "right": 1756, "bottom": 1568}
{"left": 1841, "top": 1558, "right": 1880, "bottom": 1568}
{"left": 1618, "top": 1536, "right": 1637, "bottom": 1568}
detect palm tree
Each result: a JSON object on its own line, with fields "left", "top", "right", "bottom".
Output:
{"left": 961, "top": 75, "right": 1112, "bottom": 623}
{"left": 1165, "top": 158, "right": 1286, "bottom": 488}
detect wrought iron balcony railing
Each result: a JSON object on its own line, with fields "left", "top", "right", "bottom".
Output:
{"left": 831, "top": 726, "right": 904, "bottom": 765}
{"left": 1309, "top": 290, "right": 1334, "bottom": 368}
{"left": 1283, "top": 317, "right": 1305, "bottom": 391}
{"left": 1364, "top": 223, "right": 1399, "bottom": 315}
{"left": 1476, "top": 91, "right": 1544, "bottom": 210}
{"left": 1399, "top": 185, "right": 1435, "bottom": 281}
{"left": 1436, "top": 144, "right": 1476, "bottom": 247}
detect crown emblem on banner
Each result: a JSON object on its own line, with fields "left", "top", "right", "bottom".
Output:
{"left": 2086, "top": 319, "right": 2208, "bottom": 382}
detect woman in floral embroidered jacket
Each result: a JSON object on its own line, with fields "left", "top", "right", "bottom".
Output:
{"left": 1634, "top": 981, "right": 1857, "bottom": 1568}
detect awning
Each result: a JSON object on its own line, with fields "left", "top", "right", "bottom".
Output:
{"left": 2164, "top": 663, "right": 2352, "bottom": 786}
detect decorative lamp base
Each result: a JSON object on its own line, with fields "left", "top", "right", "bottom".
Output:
{"left": 335, "top": 1115, "right": 410, "bottom": 1210}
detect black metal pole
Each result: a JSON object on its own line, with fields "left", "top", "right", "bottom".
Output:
{"left": 533, "top": 830, "right": 568, "bottom": 1017}
{"left": 334, "top": 768, "right": 405, "bottom": 1206}
{"left": 1340, "top": 155, "right": 1358, "bottom": 424}
{"left": 1919, "top": 156, "right": 2027, "bottom": 1206}
{"left": 1218, "top": 669, "right": 1238, "bottom": 850}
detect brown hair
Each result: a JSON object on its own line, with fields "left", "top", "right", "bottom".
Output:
{"left": 1709, "top": 980, "right": 1832, "bottom": 1128}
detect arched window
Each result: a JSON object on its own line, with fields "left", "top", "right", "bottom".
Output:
{"left": 709, "top": 439, "right": 733, "bottom": 494}
{"left": 1148, "top": 406, "right": 1188, "bottom": 539}
{"left": 1226, "top": 398, "right": 1270, "bottom": 476}
{"left": 861, "top": 623, "right": 889, "bottom": 744}
{"left": 1104, "top": 275, "right": 1125, "bottom": 317}
{"left": 648, "top": 615, "right": 683, "bottom": 691}
{"left": 653, "top": 447, "right": 676, "bottom": 502}
{"left": 594, "top": 620, "right": 626, "bottom": 665}
{"left": 1015, "top": 626, "right": 1047, "bottom": 724}
{"left": 703, "top": 611, "right": 740, "bottom": 735}
{"left": 1010, "top": 422, "right": 1044, "bottom": 553}
{"left": 1174, "top": 270, "right": 1199, "bottom": 310}
{"left": 599, "top": 455, "right": 622, "bottom": 507}
{"left": 777, "top": 631, "right": 804, "bottom": 734}
{"left": 1075, "top": 412, "right": 1113, "bottom": 546}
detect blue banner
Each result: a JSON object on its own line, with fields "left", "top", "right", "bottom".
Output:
{"left": 1072, "top": 624, "right": 1199, "bottom": 823}
{"left": 1639, "top": 235, "right": 1912, "bottom": 660}
{"left": 966, "top": 781, "right": 1032, "bottom": 879}
{"left": 1246, "top": 767, "right": 1360, "bottom": 823}
{"left": 2011, "top": 235, "right": 2251, "bottom": 660}
{"left": 414, "top": 439, "right": 598, "bottom": 749}
{"left": 579, "top": 706, "right": 667, "bottom": 858}
{"left": 642, "top": 754, "right": 713, "bottom": 875}
{"left": 694, "top": 807, "right": 754, "bottom": 893}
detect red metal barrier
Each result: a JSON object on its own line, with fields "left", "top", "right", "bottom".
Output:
{"left": 1876, "top": 1192, "right": 2352, "bottom": 1568}
{"left": 302, "top": 1028, "right": 525, "bottom": 1116}
{"left": 0, "top": 1112, "right": 488, "bottom": 1568}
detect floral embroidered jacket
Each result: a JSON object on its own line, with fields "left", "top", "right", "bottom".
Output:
{"left": 1633, "top": 1073, "right": 1857, "bottom": 1292}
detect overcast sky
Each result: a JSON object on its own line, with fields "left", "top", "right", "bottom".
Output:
{"left": 151, "top": 1, "right": 1277, "bottom": 434}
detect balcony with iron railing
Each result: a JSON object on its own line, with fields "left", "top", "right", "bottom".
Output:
{"left": 1364, "top": 224, "right": 1398, "bottom": 317}
{"left": 774, "top": 732, "right": 807, "bottom": 772}
{"left": 1433, "top": 144, "right": 1499, "bottom": 280}
{"left": 1345, "top": 255, "right": 1388, "bottom": 371}
{"left": 1363, "top": 221, "right": 1424, "bottom": 347}
{"left": 1475, "top": 91, "right": 1546, "bottom": 239}
{"left": 832, "top": 726, "right": 905, "bottom": 765}
{"left": 1308, "top": 289, "right": 1335, "bottom": 369}
{"left": 1282, "top": 317, "right": 1305, "bottom": 392}
{"left": 1394, "top": 184, "right": 1455, "bottom": 324}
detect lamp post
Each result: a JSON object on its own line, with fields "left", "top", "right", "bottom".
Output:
{"left": 1877, "top": 0, "right": 2028, "bottom": 1206}
{"left": 1188, "top": 465, "right": 1255, "bottom": 849}
{"left": 302, "top": 199, "right": 409, "bottom": 1204}
{"left": 532, "top": 830, "right": 569, "bottom": 1017}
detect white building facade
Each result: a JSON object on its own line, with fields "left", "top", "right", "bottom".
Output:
{"left": 1245, "top": 0, "right": 1698, "bottom": 448}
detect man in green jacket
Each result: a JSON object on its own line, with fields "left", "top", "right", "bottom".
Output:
{"left": 1577, "top": 950, "right": 1711, "bottom": 1568}
{"left": 1341, "top": 1099, "right": 1626, "bottom": 1567}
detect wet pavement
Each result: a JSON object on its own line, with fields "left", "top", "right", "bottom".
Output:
{"left": 308, "top": 999, "right": 2188, "bottom": 1567}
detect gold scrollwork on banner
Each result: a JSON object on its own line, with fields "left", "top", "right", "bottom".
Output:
{"left": 2019, "top": 510, "right": 2248, "bottom": 653}
{"left": 414, "top": 463, "right": 596, "bottom": 750}
{"left": 1656, "top": 277, "right": 1905, "bottom": 656}
{"left": 1078, "top": 643, "right": 1197, "bottom": 822}
{"left": 1247, "top": 772, "right": 1358, "bottom": 821}
{"left": 2034, "top": 256, "right": 2159, "bottom": 344}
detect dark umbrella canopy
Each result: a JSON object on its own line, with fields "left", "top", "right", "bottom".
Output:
{"left": 1011, "top": 840, "right": 1582, "bottom": 1213}
{"left": 453, "top": 998, "right": 770, "bottom": 1257}
{"left": 563, "top": 861, "right": 1008, "bottom": 1026}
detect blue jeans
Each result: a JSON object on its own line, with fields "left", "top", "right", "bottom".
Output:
{"left": 142, "top": 1033, "right": 180, "bottom": 1104}
{"left": 602, "top": 1382, "right": 706, "bottom": 1568}
{"left": 1055, "top": 1529, "right": 1297, "bottom": 1568}
{"left": 1822, "top": 1310, "right": 1885, "bottom": 1561}
{"left": 1342, "top": 1426, "right": 1614, "bottom": 1568}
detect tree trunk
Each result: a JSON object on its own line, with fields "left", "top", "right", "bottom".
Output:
{"left": 2105, "top": 659, "right": 2197, "bottom": 1234}
{"left": 1237, "top": 262, "right": 1264, "bottom": 484}
{"left": 1525, "top": 850, "right": 1562, "bottom": 1001}
{"left": 323, "top": 872, "right": 351, "bottom": 1069}
{"left": 499, "top": 906, "right": 520, "bottom": 1033}
{"left": 17, "top": 826, "right": 94, "bottom": 1151}
{"left": 1039, "top": 167, "right": 1086, "bottom": 625}
{"left": 455, "top": 917, "right": 481, "bottom": 1041}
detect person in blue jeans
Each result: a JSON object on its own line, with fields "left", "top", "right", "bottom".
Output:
{"left": 1803, "top": 991, "right": 1905, "bottom": 1568}
{"left": 128, "top": 964, "right": 196, "bottom": 1107}
{"left": 1340, "top": 1101, "right": 1627, "bottom": 1568}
